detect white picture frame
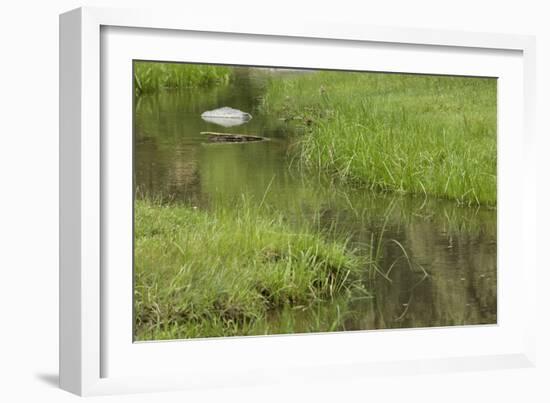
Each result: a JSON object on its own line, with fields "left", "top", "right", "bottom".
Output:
{"left": 59, "top": 6, "right": 537, "bottom": 396}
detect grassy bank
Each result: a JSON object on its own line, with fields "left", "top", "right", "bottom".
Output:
{"left": 259, "top": 71, "right": 497, "bottom": 206}
{"left": 134, "top": 62, "right": 232, "bottom": 95}
{"left": 134, "top": 199, "right": 366, "bottom": 340}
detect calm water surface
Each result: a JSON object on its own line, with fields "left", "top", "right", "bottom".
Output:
{"left": 135, "top": 69, "right": 497, "bottom": 332}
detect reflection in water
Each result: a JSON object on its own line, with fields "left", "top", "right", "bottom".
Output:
{"left": 134, "top": 68, "right": 497, "bottom": 331}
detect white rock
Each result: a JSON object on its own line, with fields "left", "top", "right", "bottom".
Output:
{"left": 201, "top": 107, "right": 252, "bottom": 127}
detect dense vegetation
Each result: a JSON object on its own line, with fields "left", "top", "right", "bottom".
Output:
{"left": 134, "top": 199, "right": 367, "bottom": 340}
{"left": 259, "top": 71, "right": 497, "bottom": 206}
{"left": 134, "top": 61, "right": 232, "bottom": 95}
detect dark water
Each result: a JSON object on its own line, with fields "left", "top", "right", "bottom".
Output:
{"left": 134, "top": 68, "right": 497, "bottom": 331}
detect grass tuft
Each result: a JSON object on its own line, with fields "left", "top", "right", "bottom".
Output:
{"left": 259, "top": 71, "right": 497, "bottom": 206}
{"left": 134, "top": 61, "right": 232, "bottom": 95}
{"left": 134, "top": 198, "right": 366, "bottom": 340}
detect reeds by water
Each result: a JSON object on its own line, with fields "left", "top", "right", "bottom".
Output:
{"left": 259, "top": 71, "right": 497, "bottom": 206}
{"left": 134, "top": 61, "right": 232, "bottom": 95}
{"left": 134, "top": 198, "right": 367, "bottom": 340}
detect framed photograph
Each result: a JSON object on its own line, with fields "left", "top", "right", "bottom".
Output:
{"left": 60, "top": 7, "right": 537, "bottom": 396}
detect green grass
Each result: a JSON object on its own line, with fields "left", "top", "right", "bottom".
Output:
{"left": 259, "top": 71, "right": 497, "bottom": 206}
{"left": 134, "top": 198, "right": 367, "bottom": 340}
{"left": 134, "top": 61, "right": 232, "bottom": 95}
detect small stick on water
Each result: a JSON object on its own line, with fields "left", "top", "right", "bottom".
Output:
{"left": 200, "top": 131, "right": 269, "bottom": 141}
